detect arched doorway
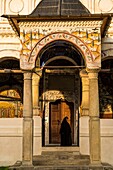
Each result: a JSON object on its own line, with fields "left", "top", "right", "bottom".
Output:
{"left": 37, "top": 40, "right": 84, "bottom": 146}
{"left": 0, "top": 58, "right": 23, "bottom": 118}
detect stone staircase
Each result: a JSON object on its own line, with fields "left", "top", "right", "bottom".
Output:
{"left": 9, "top": 147, "right": 113, "bottom": 170}
{"left": 33, "top": 147, "right": 89, "bottom": 168}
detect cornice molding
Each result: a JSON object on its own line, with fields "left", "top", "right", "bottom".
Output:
{"left": 19, "top": 20, "right": 103, "bottom": 29}
{"left": 0, "top": 33, "right": 18, "bottom": 38}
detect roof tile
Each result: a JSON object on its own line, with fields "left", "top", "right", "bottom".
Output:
{"left": 29, "top": 0, "right": 90, "bottom": 17}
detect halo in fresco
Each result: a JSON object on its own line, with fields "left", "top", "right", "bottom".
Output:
{"left": 9, "top": 0, "right": 24, "bottom": 13}
{"left": 98, "top": 0, "right": 113, "bottom": 12}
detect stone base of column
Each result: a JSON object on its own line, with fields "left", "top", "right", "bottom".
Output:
{"left": 20, "top": 165, "right": 34, "bottom": 170}
{"left": 8, "top": 161, "right": 34, "bottom": 170}
{"left": 9, "top": 165, "right": 34, "bottom": 170}
{"left": 22, "top": 160, "right": 33, "bottom": 166}
{"left": 89, "top": 117, "right": 101, "bottom": 165}
{"left": 23, "top": 118, "right": 33, "bottom": 166}
{"left": 89, "top": 161, "right": 102, "bottom": 166}
{"left": 33, "top": 107, "right": 40, "bottom": 116}
{"left": 81, "top": 108, "right": 89, "bottom": 116}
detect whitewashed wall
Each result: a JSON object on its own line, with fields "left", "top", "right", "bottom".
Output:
{"left": 0, "top": 118, "right": 23, "bottom": 166}
{"left": 0, "top": 0, "right": 41, "bottom": 18}
{"left": 81, "top": 0, "right": 113, "bottom": 14}
{"left": 1, "top": 0, "right": 113, "bottom": 18}
{"left": 80, "top": 117, "right": 113, "bottom": 166}
{"left": 0, "top": 117, "right": 42, "bottom": 166}
{"left": 101, "top": 119, "right": 113, "bottom": 166}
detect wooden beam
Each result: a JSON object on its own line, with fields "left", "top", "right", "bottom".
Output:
{"left": 43, "top": 66, "right": 85, "bottom": 69}
{"left": 0, "top": 69, "right": 22, "bottom": 73}
{"left": 100, "top": 69, "right": 112, "bottom": 73}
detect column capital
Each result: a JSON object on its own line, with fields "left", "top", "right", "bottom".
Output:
{"left": 34, "top": 68, "right": 43, "bottom": 77}
{"left": 86, "top": 68, "right": 100, "bottom": 74}
{"left": 80, "top": 69, "right": 88, "bottom": 78}
{"left": 23, "top": 71, "right": 32, "bottom": 80}
{"left": 32, "top": 73, "right": 41, "bottom": 86}
{"left": 86, "top": 68, "right": 100, "bottom": 79}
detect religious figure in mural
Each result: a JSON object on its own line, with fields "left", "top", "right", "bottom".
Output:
{"left": 60, "top": 116, "right": 72, "bottom": 146}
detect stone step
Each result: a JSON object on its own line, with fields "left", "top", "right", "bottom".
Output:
{"left": 42, "top": 146, "right": 80, "bottom": 152}
{"left": 9, "top": 161, "right": 113, "bottom": 170}
{"left": 9, "top": 165, "right": 113, "bottom": 170}
{"left": 33, "top": 154, "right": 90, "bottom": 162}
{"left": 33, "top": 149, "right": 90, "bottom": 166}
{"left": 41, "top": 151, "right": 80, "bottom": 156}
{"left": 41, "top": 146, "right": 80, "bottom": 157}
{"left": 34, "top": 165, "right": 113, "bottom": 170}
{"left": 8, "top": 148, "right": 113, "bottom": 170}
{"left": 33, "top": 157, "right": 90, "bottom": 166}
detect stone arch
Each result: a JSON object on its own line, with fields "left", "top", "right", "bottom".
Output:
{"left": 0, "top": 49, "right": 20, "bottom": 59}
{"left": 0, "top": 56, "right": 19, "bottom": 62}
{"left": 0, "top": 56, "right": 20, "bottom": 69}
{"left": 28, "top": 32, "right": 93, "bottom": 69}
{"left": 0, "top": 57, "right": 23, "bottom": 101}
{"left": 45, "top": 56, "right": 77, "bottom": 66}
{"left": 102, "top": 49, "right": 113, "bottom": 62}
{"left": 0, "top": 85, "right": 22, "bottom": 100}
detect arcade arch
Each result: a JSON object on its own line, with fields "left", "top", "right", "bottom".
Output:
{"left": 23, "top": 32, "right": 94, "bottom": 70}
{"left": 33, "top": 40, "right": 85, "bottom": 146}
{"left": 0, "top": 57, "right": 23, "bottom": 118}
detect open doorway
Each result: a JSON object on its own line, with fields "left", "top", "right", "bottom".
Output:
{"left": 49, "top": 100, "right": 74, "bottom": 144}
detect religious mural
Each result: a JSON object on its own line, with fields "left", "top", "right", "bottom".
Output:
{"left": 0, "top": 90, "right": 23, "bottom": 118}
{"left": 19, "top": 20, "right": 102, "bottom": 70}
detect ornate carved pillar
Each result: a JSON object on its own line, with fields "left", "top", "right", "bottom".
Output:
{"left": 32, "top": 70, "right": 42, "bottom": 156}
{"left": 80, "top": 69, "right": 89, "bottom": 116}
{"left": 87, "top": 69, "right": 101, "bottom": 165}
{"left": 22, "top": 71, "right": 33, "bottom": 166}
{"left": 32, "top": 73, "right": 41, "bottom": 116}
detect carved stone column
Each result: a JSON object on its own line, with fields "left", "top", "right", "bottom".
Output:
{"left": 32, "top": 70, "right": 42, "bottom": 156}
{"left": 32, "top": 73, "right": 40, "bottom": 116}
{"left": 22, "top": 71, "right": 33, "bottom": 166}
{"left": 87, "top": 69, "right": 101, "bottom": 165}
{"left": 80, "top": 69, "right": 89, "bottom": 116}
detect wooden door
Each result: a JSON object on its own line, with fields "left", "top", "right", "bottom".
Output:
{"left": 49, "top": 101, "right": 61, "bottom": 143}
{"left": 49, "top": 100, "right": 74, "bottom": 144}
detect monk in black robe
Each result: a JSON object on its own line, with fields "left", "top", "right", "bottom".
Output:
{"left": 60, "top": 116, "right": 72, "bottom": 146}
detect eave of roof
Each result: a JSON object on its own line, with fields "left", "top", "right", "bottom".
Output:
{"left": 1, "top": 13, "right": 112, "bottom": 38}
{"left": 2, "top": 13, "right": 112, "bottom": 21}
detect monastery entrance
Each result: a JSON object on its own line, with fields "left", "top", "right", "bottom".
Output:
{"left": 4, "top": 0, "right": 105, "bottom": 165}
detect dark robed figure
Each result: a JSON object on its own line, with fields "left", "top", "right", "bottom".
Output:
{"left": 60, "top": 116, "right": 72, "bottom": 146}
